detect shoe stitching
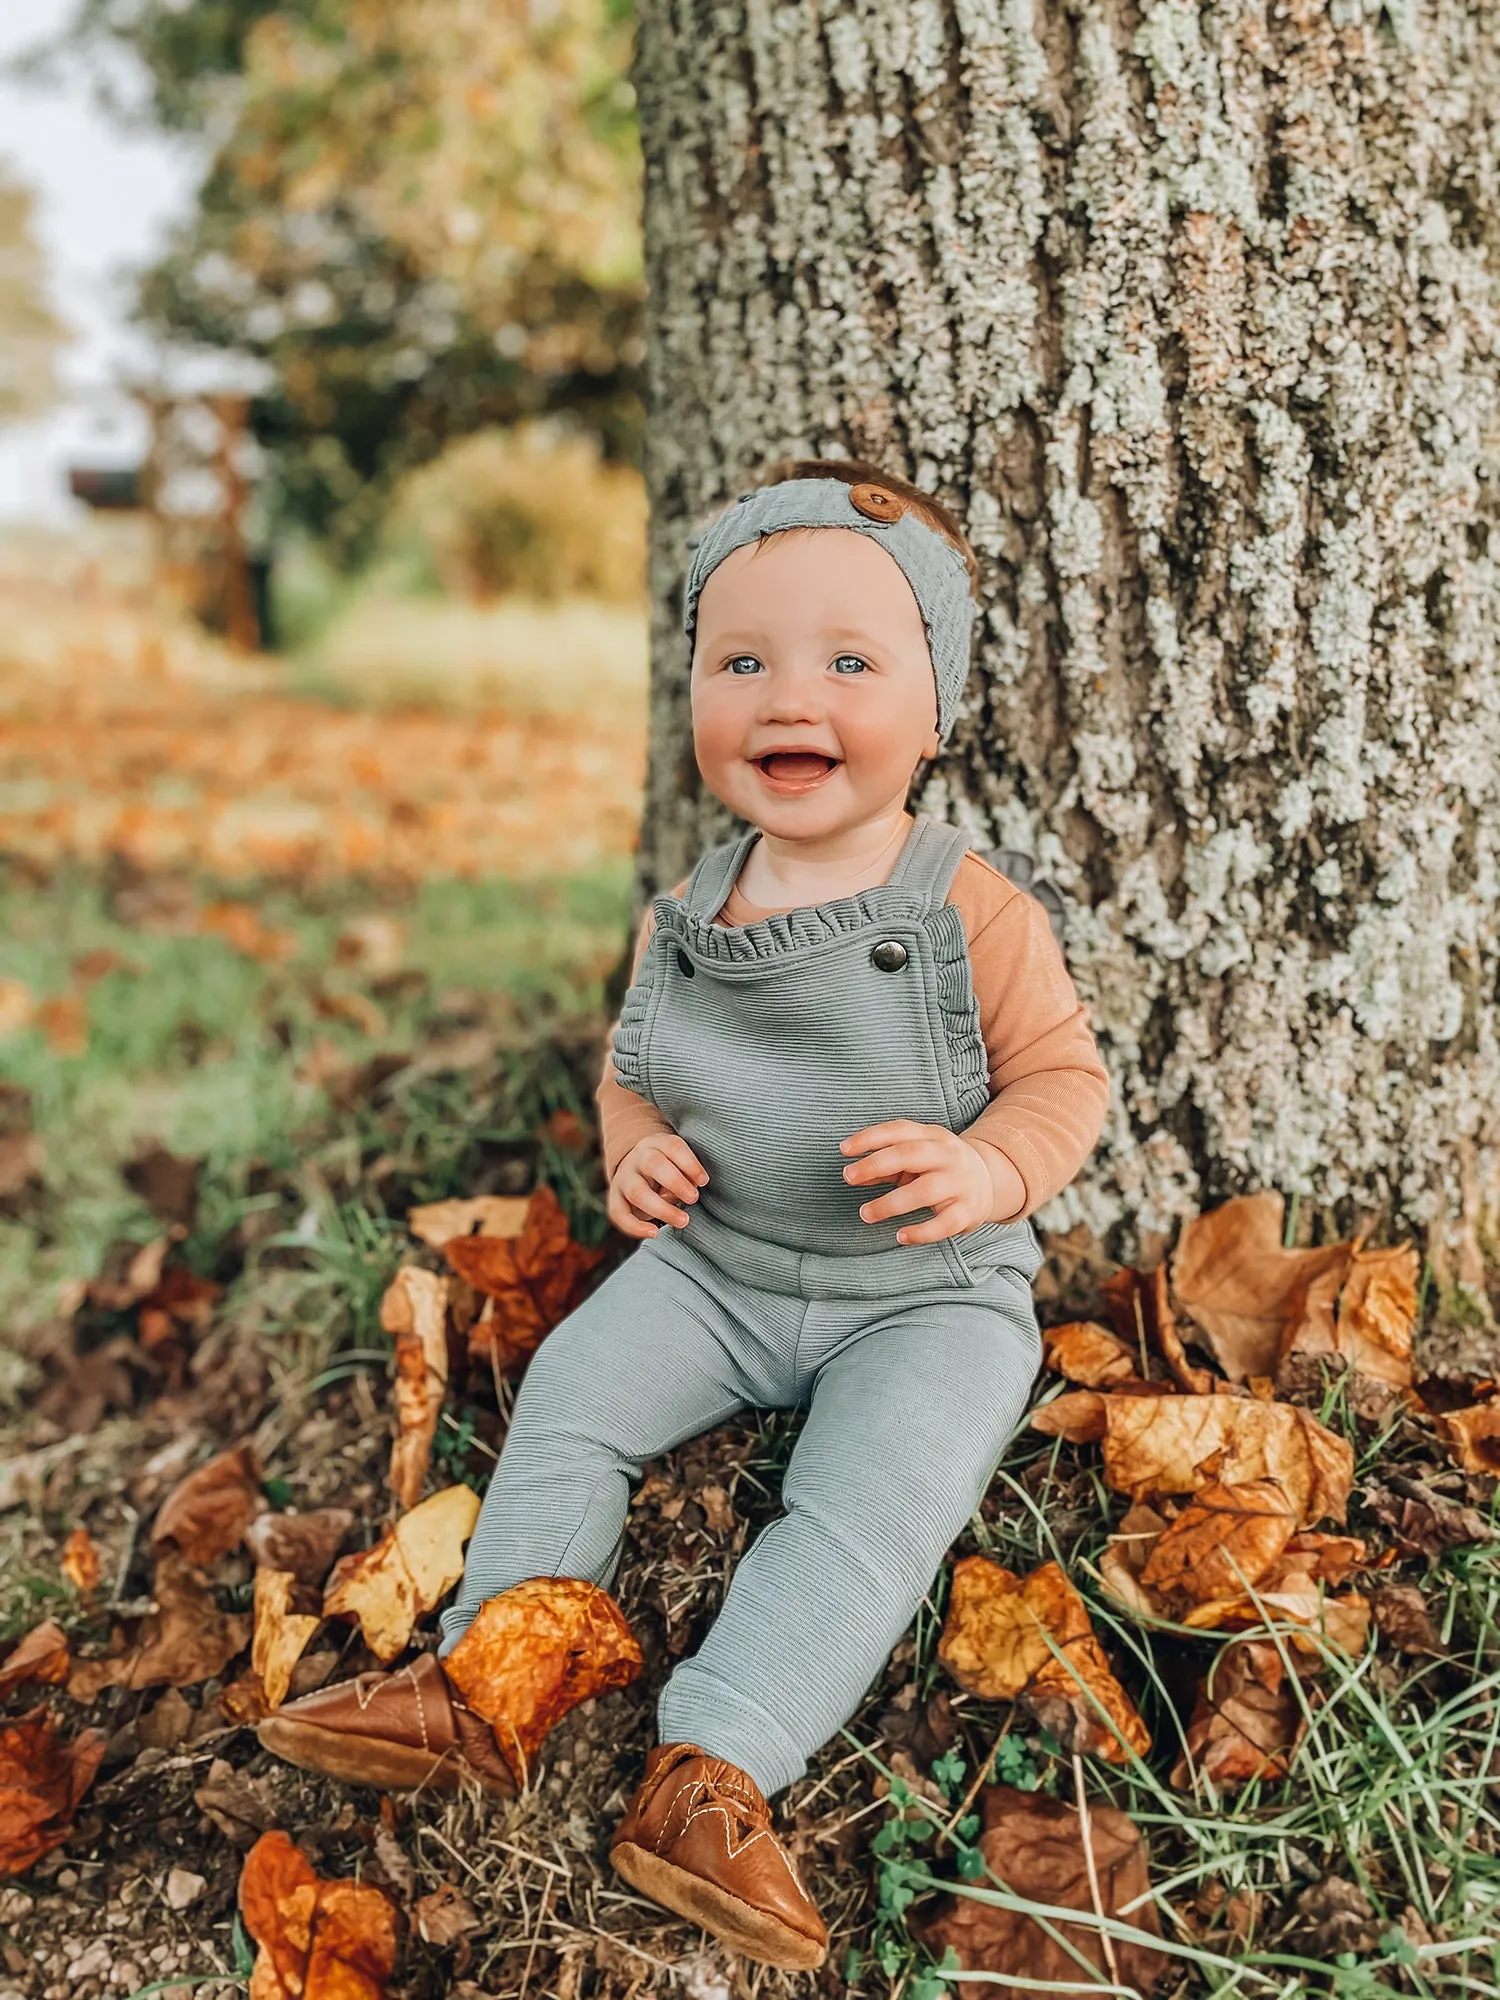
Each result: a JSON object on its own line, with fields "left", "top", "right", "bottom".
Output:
{"left": 345, "top": 1664, "right": 431, "bottom": 1754}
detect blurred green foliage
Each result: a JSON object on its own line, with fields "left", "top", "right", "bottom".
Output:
{"left": 60, "top": 0, "right": 643, "bottom": 558}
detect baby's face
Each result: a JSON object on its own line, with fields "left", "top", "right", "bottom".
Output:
{"left": 690, "top": 529, "right": 941, "bottom": 841}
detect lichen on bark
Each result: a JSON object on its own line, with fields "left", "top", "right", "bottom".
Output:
{"left": 633, "top": 0, "right": 1500, "bottom": 1254}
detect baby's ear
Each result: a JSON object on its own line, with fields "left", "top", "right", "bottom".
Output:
{"left": 918, "top": 727, "right": 941, "bottom": 761}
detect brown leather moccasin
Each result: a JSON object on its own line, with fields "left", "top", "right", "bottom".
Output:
{"left": 258, "top": 1652, "right": 514, "bottom": 1796}
{"left": 611, "top": 1743, "right": 828, "bottom": 1970}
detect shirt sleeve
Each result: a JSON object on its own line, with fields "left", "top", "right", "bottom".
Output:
{"left": 595, "top": 894, "right": 679, "bottom": 1181}
{"left": 959, "top": 878, "right": 1111, "bottom": 1218}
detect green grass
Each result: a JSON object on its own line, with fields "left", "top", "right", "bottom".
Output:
{"left": 0, "top": 860, "right": 632, "bottom": 1355}
{"left": 848, "top": 1384, "right": 1500, "bottom": 2000}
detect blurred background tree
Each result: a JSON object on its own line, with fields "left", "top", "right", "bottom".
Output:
{"left": 0, "top": 163, "right": 67, "bottom": 423}
{"left": 63, "top": 0, "right": 642, "bottom": 560}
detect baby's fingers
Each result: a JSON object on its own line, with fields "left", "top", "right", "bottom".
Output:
{"left": 621, "top": 1176, "right": 692, "bottom": 1229}
{"left": 643, "top": 1155, "right": 701, "bottom": 1207}
{"left": 660, "top": 1137, "right": 709, "bottom": 1186}
{"left": 856, "top": 1172, "right": 948, "bottom": 1224}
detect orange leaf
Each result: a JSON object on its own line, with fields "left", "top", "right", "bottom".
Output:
{"left": 937, "top": 1557, "right": 1149, "bottom": 1764}
{"left": 252, "top": 1569, "right": 321, "bottom": 1710}
{"left": 240, "top": 1830, "right": 398, "bottom": 2000}
{"left": 1030, "top": 1389, "right": 1109, "bottom": 1444}
{"left": 917, "top": 1786, "right": 1168, "bottom": 1994}
{"left": 38, "top": 994, "right": 87, "bottom": 1057}
{"left": 61, "top": 1526, "right": 101, "bottom": 1594}
{"left": 407, "top": 1195, "right": 530, "bottom": 1249}
{"left": 442, "top": 1577, "right": 643, "bottom": 1785}
{"left": 1437, "top": 1403, "right": 1500, "bottom": 1476}
{"left": 152, "top": 1443, "right": 264, "bottom": 1568}
{"left": 381, "top": 1268, "right": 450, "bottom": 1513}
{"left": 0, "top": 1621, "right": 70, "bottom": 1699}
{"left": 68, "top": 1549, "right": 251, "bottom": 1699}
{"left": 322, "top": 1486, "right": 480, "bottom": 1663}
{"left": 1171, "top": 1638, "right": 1307, "bottom": 1791}
{"left": 1093, "top": 1395, "right": 1353, "bottom": 1528}
{"left": 1286, "top": 1244, "right": 1418, "bottom": 1391}
{"left": 1171, "top": 1193, "right": 1351, "bottom": 1381}
{"left": 1137, "top": 1479, "right": 1298, "bottom": 1609}
{"left": 0, "top": 1709, "right": 106, "bottom": 1879}
{"left": 445, "top": 1187, "right": 605, "bottom": 1371}
{"left": 1040, "top": 1322, "right": 1141, "bottom": 1389}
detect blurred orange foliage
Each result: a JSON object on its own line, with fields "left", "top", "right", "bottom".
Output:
{"left": 0, "top": 557, "right": 645, "bottom": 884}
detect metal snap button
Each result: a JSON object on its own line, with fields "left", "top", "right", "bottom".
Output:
{"left": 871, "top": 939, "right": 908, "bottom": 972}
{"left": 849, "top": 482, "right": 905, "bottom": 525}
{"left": 675, "top": 948, "right": 695, "bottom": 977}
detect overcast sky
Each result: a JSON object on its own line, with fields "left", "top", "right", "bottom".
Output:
{"left": 0, "top": 0, "right": 202, "bottom": 521}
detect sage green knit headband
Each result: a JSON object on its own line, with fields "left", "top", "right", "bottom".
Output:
{"left": 683, "top": 476, "right": 975, "bottom": 742}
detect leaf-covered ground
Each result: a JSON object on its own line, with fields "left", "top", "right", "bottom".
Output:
{"left": 3, "top": 544, "right": 1500, "bottom": 2000}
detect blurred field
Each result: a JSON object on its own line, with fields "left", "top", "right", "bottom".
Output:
{"left": 0, "top": 523, "right": 648, "bottom": 882}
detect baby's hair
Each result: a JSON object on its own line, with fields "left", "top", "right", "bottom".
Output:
{"left": 753, "top": 457, "right": 980, "bottom": 595}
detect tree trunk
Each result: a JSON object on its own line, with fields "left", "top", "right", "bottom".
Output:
{"left": 631, "top": 0, "right": 1500, "bottom": 1268}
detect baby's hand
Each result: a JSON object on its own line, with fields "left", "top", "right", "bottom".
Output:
{"left": 608, "top": 1133, "right": 709, "bottom": 1239}
{"left": 840, "top": 1121, "right": 1026, "bottom": 1244}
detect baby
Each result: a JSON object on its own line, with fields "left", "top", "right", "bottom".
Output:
{"left": 261, "top": 462, "right": 1109, "bottom": 1969}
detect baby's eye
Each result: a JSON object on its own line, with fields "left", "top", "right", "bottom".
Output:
{"left": 830, "top": 653, "right": 870, "bottom": 675}
{"left": 725, "top": 655, "right": 763, "bottom": 676}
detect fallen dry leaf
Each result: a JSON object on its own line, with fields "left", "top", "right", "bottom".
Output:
{"left": 86, "top": 1235, "right": 171, "bottom": 1312}
{"left": 443, "top": 1577, "right": 644, "bottom": 1784}
{"left": 1030, "top": 1388, "right": 1109, "bottom": 1443}
{"left": 445, "top": 1186, "right": 606, "bottom": 1371}
{"left": 1138, "top": 1480, "right": 1298, "bottom": 1610}
{"left": 68, "top": 1549, "right": 251, "bottom": 1699}
{"left": 936, "top": 1557, "right": 1149, "bottom": 1764}
{"left": 0, "top": 980, "right": 34, "bottom": 1038}
{"left": 1362, "top": 1477, "right": 1497, "bottom": 1559}
{"left": 38, "top": 994, "right": 87, "bottom": 1057}
{"left": 1171, "top": 1639, "right": 1307, "bottom": 1791}
{"left": 1087, "top": 1395, "right": 1353, "bottom": 1528}
{"left": 240, "top": 1828, "right": 398, "bottom": 1999}
{"left": 194, "top": 1758, "right": 277, "bottom": 1847}
{"left": 1147, "top": 1264, "right": 1218, "bottom": 1394}
{"left": 917, "top": 1785, "right": 1168, "bottom": 1999}
{"left": 323, "top": 1485, "right": 480, "bottom": 1663}
{"left": 1040, "top": 1322, "right": 1142, "bottom": 1389}
{"left": 0, "top": 1621, "right": 70, "bottom": 1699}
{"left": 1371, "top": 1583, "right": 1444, "bottom": 1654}
{"left": 246, "top": 1509, "right": 355, "bottom": 1586}
{"left": 334, "top": 914, "right": 406, "bottom": 975}
{"left": 123, "top": 1146, "right": 202, "bottom": 1229}
{"left": 407, "top": 1194, "right": 531, "bottom": 1249}
{"left": 0, "top": 1709, "right": 106, "bottom": 1879}
{"left": 1171, "top": 1192, "right": 1350, "bottom": 1381}
{"left": 1288, "top": 1245, "right": 1419, "bottom": 1390}
{"left": 381, "top": 1267, "right": 450, "bottom": 1512}
{"left": 0, "top": 1132, "right": 43, "bottom": 1199}
{"left": 412, "top": 1883, "right": 479, "bottom": 1948}
{"left": 200, "top": 901, "right": 296, "bottom": 963}
{"left": 152, "top": 1442, "right": 264, "bottom": 1568}
{"left": 1436, "top": 1403, "right": 1500, "bottom": 1477}
{"left": 1181, "top": 1582, "right": 1371, "bottom": 1659}
{"left": 252, "top": 1569, "right": 322, "bottom": 1710}
{"left": 1098, "top": 1503, "right": 1172, "bottom": 1620}
{"left": 60, "top": 1525, "right": 101, "bottom": 1594}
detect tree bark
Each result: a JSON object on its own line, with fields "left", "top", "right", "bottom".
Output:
{"left": 632, "top": 0, "right": 1500, "bottom": 1263}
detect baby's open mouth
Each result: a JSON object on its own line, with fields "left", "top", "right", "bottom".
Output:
{"left": 754, "top": 752, "right": 840, "bottom": 787}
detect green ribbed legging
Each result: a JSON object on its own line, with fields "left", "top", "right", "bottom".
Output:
{"left": 439, "top": 1225, "right": 1040, "bottom": 1795}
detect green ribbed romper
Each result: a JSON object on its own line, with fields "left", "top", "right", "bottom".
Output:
{"left": 440, "top": 817, "right": 1044, "bottom": 1794}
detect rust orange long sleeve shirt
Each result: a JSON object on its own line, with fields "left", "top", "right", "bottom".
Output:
{"left": 595, "top": 848, "right": 1110, "bottom": 1220}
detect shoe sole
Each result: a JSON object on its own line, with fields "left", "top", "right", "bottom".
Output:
{"left": 257, "top": 1716, "right": 514, "bottom": 1798}
{"left": 611, "top": 1839, "right": 827, "bottom": 1971}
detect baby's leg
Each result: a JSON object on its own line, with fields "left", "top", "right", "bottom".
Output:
{"left": 439, "top": 1239, "right": 761, "bottom": 1651}
{"left": 657, "top": 1271, "right": 1041, "bottom": 1795}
